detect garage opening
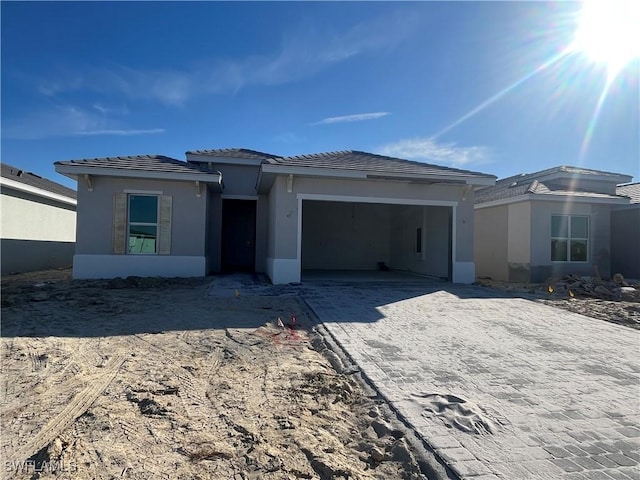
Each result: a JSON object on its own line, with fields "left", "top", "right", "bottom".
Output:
{"left": 301, "top": 200, "right": 452, "bottom": 280}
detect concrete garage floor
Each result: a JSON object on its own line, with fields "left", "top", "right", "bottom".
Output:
{"left": 303, "top": 281, "right": 640, "bottom": 480}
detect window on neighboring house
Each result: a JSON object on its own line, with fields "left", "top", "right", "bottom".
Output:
{"left": 128, "top": 195, "right": 159, "bottom": 254}
{"left": 551, "top": 215, "right": 589, "bottom": 262}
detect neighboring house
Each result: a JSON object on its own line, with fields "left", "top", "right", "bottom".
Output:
{"left": 1, "top": 163, "right": 77, "bottom": 274}
{"left": 611, "top": 183, "right": 640, "bottom": 279}
{"left": 54, "top": 149, "right": 495, "bottom": 284}
{"left": 474, "top": 166, "right": 633, "bottom": 283}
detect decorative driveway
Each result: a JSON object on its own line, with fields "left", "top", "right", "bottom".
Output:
{"left": 304, "top": 280, "right": 640, "bottom": 480}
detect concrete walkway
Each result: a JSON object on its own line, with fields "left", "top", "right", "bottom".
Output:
{"left": 303, "top": 280, "right": 640, "bottom": 480}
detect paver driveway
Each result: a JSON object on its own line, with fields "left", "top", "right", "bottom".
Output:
{"left": 304, "top": 280, "right": 640, "bottom": 480}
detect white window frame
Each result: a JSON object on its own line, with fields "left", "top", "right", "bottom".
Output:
{"left": 551, "top": 214, "right": 589, "bottom": 263}
{"left": 127, "top": 194, "right": 160, "bottom": 255}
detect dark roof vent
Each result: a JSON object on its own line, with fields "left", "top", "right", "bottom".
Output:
{"left": 17, "top": 170, "right": 23, "bottom": 177}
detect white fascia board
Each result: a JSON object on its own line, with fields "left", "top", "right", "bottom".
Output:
{"left": 298, "top": 193, "right": 457, "bottom": 207}
{"left": 260, "top": 164, "right": 366, "bottom": 179}
{"left": 186, "top": 154, "right": 265, "bottom": 166}
{"left": 465, "top": 176, "right": 496, "bottom": 186}
{"left": 366, "top": 172, "right": 495, "bottom": 186}
{"left": 0, "top": 177, "right": 77, "bottom": 206}
{"left": 474, "top": 193, "right": 631, "bottom": 209}
{"left": 55, "top": 165, "right": 222, "bottom": 184}
{"left": 539, "top": 171, "right": 633, "bottom": 184}
{"left": 261, "top": 163, "right": 495, "bottom": 185}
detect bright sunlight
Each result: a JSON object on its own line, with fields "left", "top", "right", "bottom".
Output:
{"left": 572, "top": 0, "right": 640, "bottom": 80}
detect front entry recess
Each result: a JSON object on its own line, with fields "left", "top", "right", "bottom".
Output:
{"left": 221, "top": 199, "right": 256, "bottom": 272}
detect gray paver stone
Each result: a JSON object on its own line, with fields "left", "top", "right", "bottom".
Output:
{"left": 545, "top": 446, "right": 574, "bottom": 458}
{"left": 607, "top": 454, "right": 639, "bottom": 467}
{"left": 551, "top": 458, "right": 584, "bottom": 472}
{"left": 572, "top": 456, "right": 606, "bottom": 470}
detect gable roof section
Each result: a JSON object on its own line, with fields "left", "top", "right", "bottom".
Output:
{"left": 617, "top": 183, "right": 640, "bottom": 204}
{"left": 55, "top": 155, "right": 222, "bottom": 184}
{"left": 476, "top": 165, "right": 632, "bottom": 205}
{"left": 186, "top": 148, "right": 277, "bottom": 161}
{"left": 1, "top": 162, "right": 77, "bottom": 204}
{"left": 262, "top": 150, "right": 496, "bottom": 185}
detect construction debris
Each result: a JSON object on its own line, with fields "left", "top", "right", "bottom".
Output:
{"left": 551, "top": 274, "right": 640, "bottom": 301}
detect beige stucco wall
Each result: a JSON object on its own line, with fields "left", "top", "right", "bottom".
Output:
{"left": 474, "top": 205, "right": 509, "bottom": 281}
{"left": 506, "top": 202, "right": 532, "bottom": 282}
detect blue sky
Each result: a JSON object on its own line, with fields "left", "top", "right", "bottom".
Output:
{"left": 2, "top": 1, "right": 638, "bottom": 189}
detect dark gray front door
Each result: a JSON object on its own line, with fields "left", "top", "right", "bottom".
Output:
{"left": 222, "top": 199, "right": 256, "bottom": 272}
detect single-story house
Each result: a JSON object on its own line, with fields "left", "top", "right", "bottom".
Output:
{"left": 54, "top": 149, "right": 496, "bottom": 284}
{"left": 474, "top": 166, "right": 633, "bottom": 283}
{"left": 611, "top": 183, "right": 640, "bottom": 279}
{"left": 1, "top": 162, "right": 77, "bottom": 274}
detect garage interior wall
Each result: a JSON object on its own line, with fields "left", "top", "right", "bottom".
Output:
{"left": 302, "top": 201, "right": 391, "bottom": 270}
{"left": 389, "top": 205, "right": 450, "bottom": 279}
{"left": 301, "top": 200, "right": 451, "bottom": 277}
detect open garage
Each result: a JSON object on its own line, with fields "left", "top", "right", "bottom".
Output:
{"left": 301, "top": 199, "right": 452, "bottom": 279}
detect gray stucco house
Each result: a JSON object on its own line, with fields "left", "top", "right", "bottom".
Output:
{"left": 54, "top": 148, "right": 495, "bottom": 284}
{"left": 474, "top": 166, "right": 633, "bottom": 283}
{"left": 1, "top": 163, "right": 77, "bottom": 274}
{"left": 612, "top": 183, "right": 640, "bottom": 279}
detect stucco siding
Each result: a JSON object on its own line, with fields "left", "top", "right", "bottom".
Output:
{"left": 474, "top": 205, "right": 509, "bottom": 281}
{"left": 1, "top": 189, "right": 76, "bottom": 242}
{"left": 1, "top": 188, "right": 76, "bottom": 274}
{"left": 529, "top": 201, "right": 612, "bottom": 281}
{"left": 265, "top": 174, "right": 471, "bottom": 284}
{"left": 507, "top": 202, "right": 531, "bottom": 282}
{"left": 611, "top": 207, "right": 640, "bottom": 279}
{"left": 75, "top": 176, "right": 207, "bottom": 257}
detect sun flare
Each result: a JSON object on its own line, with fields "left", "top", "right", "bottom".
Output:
{"left": 572, "top": 0, "right": 640, "bottom": 80}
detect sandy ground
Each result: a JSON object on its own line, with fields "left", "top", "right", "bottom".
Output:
{"left": 475, "top": 278, "right": 640, "bottom": 330}
{"left": 0, "top": 269, "right": 429, "bottom": 480}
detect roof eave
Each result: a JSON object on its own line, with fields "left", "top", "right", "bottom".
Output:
{"left": 260, "top": 164, "right": 496, "bottom": 185}
{"left": 475, "top": 192, "right": 631, "bottom": 209}
{"left": 0, "top": 176, "right": 77, "bottom": 206}
{"left": 55, "top": 165, "right": 223, "bottom": 184}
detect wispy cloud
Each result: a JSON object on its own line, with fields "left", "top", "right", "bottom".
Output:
{"left": 92, "top": 102, "right": 129, "bottom": 115}
{"left": 33, "top": 11, "right": 420, "bottom": 106}
{"left": 75, "top": 128, "right": 165, "bottom": 136}
{"left": 2, "top": 105, "right": 164, "bottom": 140}
{"left": 376, "top": 137, "right": 493, "bottom": 167}
{"left": 313, "top": 112, "right": 390, "bottom": 125}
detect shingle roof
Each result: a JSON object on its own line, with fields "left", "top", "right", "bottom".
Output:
{"left": 269, "top": 150, "right": 495, "bottom": 179}
{"left": 1, "top": 162, "right": 77, "bottom": 199}
{"left": 186, "top": 148, "right": 277, "bottom": 161}
{"left": 476, "top": 166, "right": 632, "bottom": 204}
{"left": 617, "top": 183, "right": 640, "bottom": 204}
{"left": 55, "top": 155, "right": 214, "bottom": 175}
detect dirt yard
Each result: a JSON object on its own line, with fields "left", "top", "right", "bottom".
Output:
{"left": 0, "top": 269, "right": 430, "bottom": 480}
{"left": 475, "top": 278, "right": 640, "bottom": 329}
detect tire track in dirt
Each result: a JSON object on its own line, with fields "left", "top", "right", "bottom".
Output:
{"left": 4, "top": 354, "right": 126, "bottom": 477}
